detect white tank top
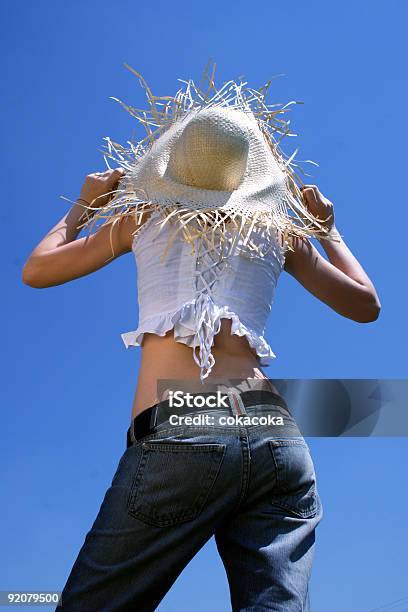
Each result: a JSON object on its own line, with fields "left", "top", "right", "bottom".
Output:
{"left": 121, "top": 210, "right": 286, "bottom": 381}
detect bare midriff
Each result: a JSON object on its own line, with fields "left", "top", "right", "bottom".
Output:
{"left": 130, "top": 318, "right": 279, "bottom": 420}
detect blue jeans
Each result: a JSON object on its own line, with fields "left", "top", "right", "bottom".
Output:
{"left": 59, "top": 399, "right": 323, "bottom": 611}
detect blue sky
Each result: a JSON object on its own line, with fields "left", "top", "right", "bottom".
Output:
{"left": 2, "top": 0, "right": 408, "bottom": 610}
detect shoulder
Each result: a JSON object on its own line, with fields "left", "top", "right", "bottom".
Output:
{"left": 283, "top": 234, "right": 318, "bottom": 275}
{"left": 117, "top": 207, "right": 154, "bottom": 252}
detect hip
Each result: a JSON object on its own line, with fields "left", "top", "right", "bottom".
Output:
{"left": 123, "top": 395, "right": 322, "bottom": 525}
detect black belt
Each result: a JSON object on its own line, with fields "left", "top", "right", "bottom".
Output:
{"left": 127, "top": 389, "right": 290, "bottom": 447}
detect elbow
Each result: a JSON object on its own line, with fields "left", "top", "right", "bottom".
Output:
{"left": 352, "top": 293, "right": 381, "bottom": 323}
{"left": 22, "top": 260, "right": 47, "bottom": 288}
{"left": 355, "top": 304, "right": 381, "bottom": 323}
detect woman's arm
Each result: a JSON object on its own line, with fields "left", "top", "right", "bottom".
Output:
{"left": 22, "top": 169, "right": 143, "bottom": 288}
{"left": 283, "top": 185, "right": 381, "bottom": 323}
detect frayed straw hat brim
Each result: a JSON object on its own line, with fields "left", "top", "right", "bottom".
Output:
{"left": 62, "top": 60, "right": 337, "bottom": 260}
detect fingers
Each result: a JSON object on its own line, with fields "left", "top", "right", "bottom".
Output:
{"left": 110, "top": 167, "right": 126, "bottom": 177}
{"left": 300, "top": 184, "right": 335, "bottom": 228}
{"left": 301, "top": 184, "right": 327, "bottom": 198}
{"left": 301, "top": 184, "right": 319, "bottom": 194}
{"left": 109, "top": 168, "right": 126, "bottom": 187}
{"left": 301, "top": 184, "right": 319, "bottom": 206}
{"left": 92, "top": 168, "right": 125, "bottom": 179}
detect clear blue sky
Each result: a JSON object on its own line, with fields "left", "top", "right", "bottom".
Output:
{"left": 3, "top": 1, "right": 408, "bottom": 610}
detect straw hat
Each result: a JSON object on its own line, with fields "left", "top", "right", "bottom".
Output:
{"left": 71, "top": 60, "right": 336, "bottom": 258}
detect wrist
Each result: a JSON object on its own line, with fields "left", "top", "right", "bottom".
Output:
{"left": 77, "top": 197, "right": 91, "bottom": 205}
{"left": 75, "top": 198, "right": 96, "bottom": 226}
{"left": 319, "top": 224, "right": 341, "bottom": 243}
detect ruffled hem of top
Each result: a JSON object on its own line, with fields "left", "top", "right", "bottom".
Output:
{"left": 120, "top": 298, "right": 276, "bottom": 381}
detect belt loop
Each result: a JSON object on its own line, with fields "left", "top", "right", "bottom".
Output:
{"left": 127, "top": 426, "right": 134, "bottom": 448}
{"left": 149, "top": 404, "right": 159, "bottom": 429}
{"left": 129, "top": 421, "right": 136, "bottom": 445}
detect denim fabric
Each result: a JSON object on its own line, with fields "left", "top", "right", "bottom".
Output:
{"left": 59, "top": 403, "right": 323, "bottom": 611}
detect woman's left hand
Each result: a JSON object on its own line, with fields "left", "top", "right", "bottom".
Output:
{"left": 78, "top": 168, "right": 126, "bottom": 209}
{"left": 301, "top": 184, "right": 335, "bottom": 231}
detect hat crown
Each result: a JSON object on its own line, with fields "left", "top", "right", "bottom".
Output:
{"left": 165, "top": 107, "right": 250, "bottom": 191}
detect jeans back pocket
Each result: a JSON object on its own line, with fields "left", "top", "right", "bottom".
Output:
{"left": 127, "top": 440, "right": 226, "bottom": 527}
{"left": 268, "top": 439, "right": 319, "bottom": 519}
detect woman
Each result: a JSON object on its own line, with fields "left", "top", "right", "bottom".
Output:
{"left": 22, "top": 66, "right": 380, "bottom": 611}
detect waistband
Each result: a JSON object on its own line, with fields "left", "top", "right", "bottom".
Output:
{"left": 127, "top": 388, "right": 294, "bottom": 446}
